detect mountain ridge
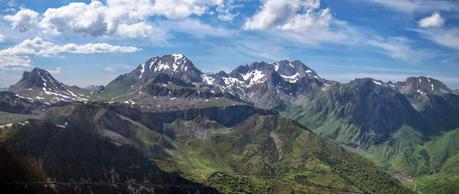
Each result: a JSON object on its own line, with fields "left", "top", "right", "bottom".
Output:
{"left": 3, "top": 53, "right": 459, "bottom": 193}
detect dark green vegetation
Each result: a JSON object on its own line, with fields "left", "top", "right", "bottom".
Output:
{"left": 4, "top": 55, "right": 458, "bottom": 193}
{"left": 0, "top": 101, "right": 410, "bottom": 193}
{"left": 282, "top": 78, "right": 459, "bottom": 194}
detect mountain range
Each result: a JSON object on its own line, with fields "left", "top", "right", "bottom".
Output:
{"left": 1, "top": 53, "right": 458, "bottom": 193}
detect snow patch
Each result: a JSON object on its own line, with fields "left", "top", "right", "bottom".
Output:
{"left": 202, "top": 74, "right": 216, "bottom": 85}
{"left": 139, "top": 64, "right": 145, "bottom": 79}
{"left": 273, "top": 63, "right": 279, "bottom": 71}
{"left": 372, "top": 80, "right": 383, "bottom": 86}
{"left": 280, "top": 73, "right": 300, "bottom": 83}
{"left": 241, "top": 70, "right": 266, "bottom": 87}
{"left": 18, "top": 121, "right": 29, "bottom": 126}
{"left": 0, "top": 123, "right": 13, "bottom": 129}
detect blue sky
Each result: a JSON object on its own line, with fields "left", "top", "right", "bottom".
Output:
{"left": 0, "top": 0, "right": 458, "bottom": 88}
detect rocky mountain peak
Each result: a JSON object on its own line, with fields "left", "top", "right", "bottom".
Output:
{"left": 349, "top": 78, "right": 387, "bottom": 88}
{"left": 227, "top": 60, "right": 322, "bottom": 87}
{"left": 134, "top": 53, "right": 203, "bottom": 83}
{"left": 9, "top": 68, "right": 88, "bottom": 102}
{"left": 9, "top": 68, "right": 66, "bottom": 93}
{"left": 104, "top": 54, "right": 204, "bottom": 95}
{"left": 274, "top": 60, "right": 321, "bottom": 83}
{"left": 396, "top": 76, "right": 452, "bottom": 95}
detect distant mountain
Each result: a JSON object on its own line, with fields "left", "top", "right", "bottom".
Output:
{"left": 392, "top": 77, "right": 459, "bottom": 131}
{"left": 85, "top": 85, "right": 104, "bottom": 94}
{"left": 104, "top": 54, "right": 203, "bottom": 96}
{"left": 395, "top": 76, "right": 452, "bottom": 96}
{"left": 282, "top": 76, "right": 459, "bottom": 192}
{"left": 286, "top": 78, "right": 427, "bottom": 147}
{"left": 203, "top": 60, "right": 334, "bottom": 109}
{"left": 4, "top": 53, "right": 459, "bottom": 193}
{"left": 9, "top": 68, "right": 90, "bottom": 103}
{"left": 105, "top": 55, "right": 334, "bottom": 109}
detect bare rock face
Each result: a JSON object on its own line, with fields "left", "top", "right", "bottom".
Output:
{"left": 10, "top": 68, "right": 67, "bottom": 93}
{"left": 396, "top": 76, "right": 452, "bottom": 96}
{"left": 0, "top": 91, "right": 48, "bottom": 114}
{"left": 104, "top": 54, "right": 203, "bottom": 95}
{"left": 9, "top": 68, "right": 89, "bottom": 103}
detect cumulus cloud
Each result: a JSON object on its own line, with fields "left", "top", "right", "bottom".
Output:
{"left": 4, "top": 8, "right": 39, "bottom": 32}
{"left": 419, "top": 13, "right": 445, "bottom": 28}
{"left": 242, "top": 0, "right": 354, "bottom": 46}
{"left": 0, "top": 37, "right": 140, "bottom": 69}
{"left": 39, "top": 1, "right": 107, "bottom": 36}
{"left": 4, "top": 0, "right": 227, "bottom": 40}
{"left": 242, "top": 0, "right": 324, "bottom": 31}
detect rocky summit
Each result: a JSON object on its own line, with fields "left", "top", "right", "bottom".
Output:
{"left": 1, "top": 53, "right": 458, "bottom": 194}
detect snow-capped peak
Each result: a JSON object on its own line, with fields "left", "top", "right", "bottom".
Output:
{"left": 241, "top": 69, "right": 267, "bottom": 87}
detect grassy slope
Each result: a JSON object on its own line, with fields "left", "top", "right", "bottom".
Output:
{"left": 2, "top": 102, "right": 411, "bottom": 193}
{"left": 286, "top": 103, "right": 459, "bottom": 194}
{"left": 163, "top": 115, "right": 410, "bottom": 194}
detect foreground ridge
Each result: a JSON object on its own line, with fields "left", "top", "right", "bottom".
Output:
{"left": 2, "top": 53, "right": 458, "bottom": 193}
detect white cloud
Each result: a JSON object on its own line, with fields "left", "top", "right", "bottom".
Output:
{"left": 4, "top": 8, "right": 39, "bottom": 32}
{"left": 367, "top": 37, "right": 434, "bottom": 62}
{"left": 216, "top": 0, "right": 239, "bottom": 21}
{"left": 419, "top": 28, "right": 459, "bottom": 50}
{"left": 116, "top": 22, "right": 169, "bottom": 42}
{"left": 419, "top": 12, "right": 445, "bottom": 28}
{"left": 242, "top": 0, "right": 354, "bottom": 46}
{"left": 0, "top": 34, "right": 5, "bottom": 43}
{"left": 243, "top": 0, "right": 323, "bottom": 31}
{"left": 40, "top": 1, "right": 109, "bottom": 36}
{"left": 368, "top": 0, "right": 457, "bottom": 12}
{"left": 149, "top": 0, "right": 224, "bottom": 19}
{"left": 0, "top": 37, "right": 140, "bottom": 69}
{"left": 5, "top": 0, "right": 226, "bottom": 41}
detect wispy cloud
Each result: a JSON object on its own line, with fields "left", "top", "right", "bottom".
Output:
{"left": 161, "top": 18, "right": 234, "bottom": 38}
{"left": 418, "top": 28, "right": 459, "bottom": 50}
{"left": 367, "top": 37, "right": 435, "bottom": 62}
{"left": 367, "top": 0, "right": 458, "bottom": 12}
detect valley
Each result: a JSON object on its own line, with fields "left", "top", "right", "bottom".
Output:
{"left": 1, "top": 53, "right": 458, "bottom": 193}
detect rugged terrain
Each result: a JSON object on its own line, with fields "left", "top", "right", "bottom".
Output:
{"left": 1, "top": 53, "right": 458, "bottom": 193}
